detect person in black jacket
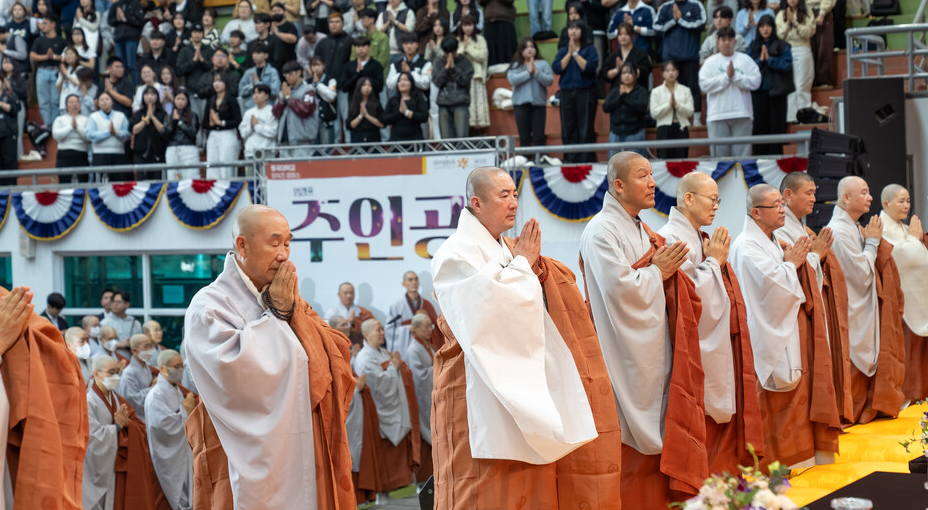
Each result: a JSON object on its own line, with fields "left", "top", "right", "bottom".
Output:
{"left": 0, "top": 71, "right": 19, "bottom": 180}
{"left": 130, "top": 85, "right": 167, "bottom": 177}
{"left": 432, "top": 36, "right": 472, "bottom": 138}
{"left": 161, "top": 87, "right": 201, "bottom": 179}
{"left": 339, "top": 36, "right": 384, "bottom": 100}
{"left": 204, "top": 73, "right": 242, "bottom": 178}
{"left": 749, "top": 15, "right": 793, "bottom": 155}
{"left": 315, "top": 12, "right": 353, "bottom": 141}
{"left": 108, "top": 0, "right": 146, "bottom": 85}
{"left": 198, "top": 48, "right": 240, "bottom": 102}
{"left": 347, "top": 76, "right": 384, "bottom": 143}
{"left": 138, "top": 30, "right": 175, "bottom": 75}
{"left": 602, "top": 62, "right": 649, "bottom": 157}
{"left": 382, "top": 71, "right": 428, "bottom": 141}
{"left": 176, "top": 24, "right": 213, "bottom": 119}
{"left": 600, "top": 22, "right": 651, "bottom": 89}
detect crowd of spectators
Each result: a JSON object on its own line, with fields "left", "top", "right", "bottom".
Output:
{"left": 0, "top": 0, "right": 849, "bottom": 175}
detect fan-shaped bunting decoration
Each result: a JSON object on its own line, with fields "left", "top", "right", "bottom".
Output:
{"left": 741, "top": 157, "right": 808, "bottom": 189}
{"left": 0, "top": 191, "right": 9, "bottom": 233}
{"left": 528, "top": 165, "right": 609, "bottom": 221}
{"left": 12, "top": 189, "right": 86, "bottom": 240}
{"left": 166, "top": 179, "right": 244, "bottom": 230}
{"left": 88, "top": 182, "right": 165, "bottom": 232}
{"left": 651, "top": 161, "right": 727, "bottom": 216}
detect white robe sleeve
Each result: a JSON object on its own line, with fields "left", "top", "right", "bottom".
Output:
{"left": 830, "top": 222, "right": 880, "bottom": 375}
{"left": 356, "top": 348, "right": 410, "bottom": 446}
{"left": 116, "top": 362, "right": 151, "bottom": 422}
{"left": 405, "top": 342, "right": 433, "bottom": 443}
{"left": 883, "top": 223, "right": 928, "bottom": 336}
{"left": 82, "top": 393, "right": 119, "bottom": 510}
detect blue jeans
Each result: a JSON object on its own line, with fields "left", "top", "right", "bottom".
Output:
{"left": 114, "top": 39, "right": 139, "bottom": 86}
{"left": 608, "top": 129, "right": 648, "bottom": 158}
{"left": 439, "top": 105, "right": 469, "bottom": 139}
{"left": 528, "top": 0, "right": 552, "bottom": 35}
{"left": 36, "top": 67, "right": 59, "bottom": 127}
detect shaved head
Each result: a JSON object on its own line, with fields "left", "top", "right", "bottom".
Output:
{"left": 836, "top": 176, "right": 866, "bottom": 209}
{"left": 837, "top": 176, "right": 872, "bottom": 219}
{"left": 881, "top": 183, "right": 906, "bottom": 205}
{"left": 360, "top": 318, "right": 379, "bottom": 337}
{"left": 157, "top": 349, "right": 181, "bottom": 367}
{"left": 746, "top": 184, "right": 779, "bottom": 214}
{"left": 466, "top": 167, "right": 509, "bottom": 202}
{"left": 607, "top": 151, "right": 648, "bottom": 188}
{"left": 676, "top": 172, "right": 714, "bottom": 203}
{"left": 233, "top": 205, "right": 286, "bottom": 246}
{"left": 676, "top": 172, "right": 719, "bottom": 228}
{"left": 64, "top": 326, "right": 86, "bottom": 345}
{"left": 129, "top": 333, "right": 152, "bottom": 350}
{"left": 232, "top": 204, "right": 293, "bottom": 290}
{"left": 779, "top": 172, "right": 814, "bottom": 194}
{"left": 91, "top": 354, "right": 117, "bottom": 372}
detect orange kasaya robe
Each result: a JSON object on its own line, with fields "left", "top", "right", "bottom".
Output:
{"left": 185, "top": 299, "right": 357, "bottom": 509}
{"left": 606, "top": 223, "right": 706, "bottom": 510}
{"left": 759, "top": 260, "right": 841, "bottom": 467}
{"left": 820, "top": 246, "right": 856, "bottom": 425}
{"left": 0, "top": 286, "right": 88, "bottom": 510}
{"left": 348, "top": 306, "right": 376, "bottom": 346}
{"left": 90, "top": 383, "right": 170, "bottom": 510}
{"left": 902, "top": 234, "right": 928, "bottom": 401}
{"left": 850, "top": 240, "right": 906, "bottom": 424}
{"left": 371, "top": 358, "right": 422, "bottom": 493}
{"left": 432, "top": 247, "right": 623, "bottom": 509}
{"left": 354, "top": 385, "right": 380, "bottom": 505}
{"left": 704, "top": 259, "right": 765, "bottom": 475}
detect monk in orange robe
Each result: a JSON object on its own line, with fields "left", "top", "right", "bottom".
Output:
{"left": 431, "top": 167, "right": 615, "bottom": 509}
{"left": 0, "top": 286, "right": 88, "bottom": 510}
{"left": 184, "top": 205, "right": 356, "bottom": 510}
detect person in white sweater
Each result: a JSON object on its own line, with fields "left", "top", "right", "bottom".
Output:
{"left": 649, "top": 60, "right": 694, "bottom": 160}
{"left": 239, "top": 83, "right": 279, "bottom": 159}
{"left": 86, "top": 91, "right": 130, "bottom": 173}
{"left": 52, "top": 94, "right": 90, "bottom": 171}
{"left": 698, "top": 26, "right": 761, "bottom": 157}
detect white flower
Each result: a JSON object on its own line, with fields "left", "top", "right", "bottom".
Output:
{"left": 753, "top": 489, "right": 778, "bottom": 509}
{"left": 753, "top": 480, "right": 770, "bottom": 491}
{"left": 775, "top": 494, "right": 798, "bottom": 510}
{"left": 682, "top": 496, "right": 708, "bottom": 510}
{"left": 698, "top": 484, "right": 729, "bottom": 507}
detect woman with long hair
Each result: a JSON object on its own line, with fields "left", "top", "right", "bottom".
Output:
{"left": 72, "top": 0, "right": 99, "bottom": 54}
{"left": 56, "top": 46, "right": 83, "bottom": 115}
{"left": 552, "top": 19, "right": 598, "bottom": 163}
{"left": 450, "top": 0, "right": 482, "bottom": 34}
{"left": 0, "top": 58, "right": 25, "bottom": 159}
{"left": 131, "top": 64, "right": 163, "bottom": 112}
{"left": 158, "top": 65, "right": 175, "bottom": 115}
{"left": 415, "top": 0, "right": 449, "bottom": 48}
{"left": 383, "top": 71, "right": 429, "bottom": 141}
{"left": 602, "top": 61, "right": 649, "bottom": 158}
{"left": 347, "top": 76, "right": 384, "bottom": 143}
{"left": 456, "top": 15, "right": 488, "bottom": 130}
{"left": 424, "top": 17, "right": 450, "bottom": 138}
{"left": 202, "top": 8, "right": 221, "bottom": 50}
{"left": 600, "top": 22, "right": 651, "bottom": 90}
{"left": 161, "top": 87, "right": 200, "bottom": 179}
{"left": 507, "top": 37, "right": 552, "bottom": 148}
{"left": 204, "top": 73, "right": 241, "bottom": 178}
{"left": 750, "top": 15, "right": 793, "bottom": 154}
{"left": 52, "top": 94, "right": 89, "bottom": 173}
{"left": 557, "top": 2, "right": 592, "bottom": 48}
{"left": 776, "top": 0, "right": 814, "bottom": 122}
{"left": 129, "top": 85, "right": 167, "bottom": 172}
{"left": 649, "top": 60, "right": 693, "bottom": 159}
{"left": 69, "top": 27, "right": 95, "bottom": 68}
{"left": 736, "top": 0, "right": 775, "bottom": 47}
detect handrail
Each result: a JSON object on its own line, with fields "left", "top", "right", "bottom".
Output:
{"left": 514, "top": 132, "right": 813, "bottom": 155}
{"left": 845, "top": 23, "right": 928, "bottom": 90}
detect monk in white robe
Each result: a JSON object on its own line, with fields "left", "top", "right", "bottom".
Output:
{"left": 94, "top": 326, "right": 129, "bottom": 365}
{"left": 580, "top": 153, "right": 708, "bottom": 509}
{"left": 144, "top": 349, "right": 196, "bottom": 510}
{"left": 431, "top": 166, "right": 602, "bottom": 509}
{"left": 657, "top": 172, "right": 764, "bottom": 474}
{"left": 323, "top": 283, "right": 375, "bottom": 344}
{"left": 405, "top": 312, "right": 435, "bottom": 479}
{"left": 116, "top": 333, "right": 156, "bottom": 422}
{"left": 880, "top": 184, "right": 928, "bottom": 400}
{"left": 828, "top": 176, "right": 905, "bottom": 423}
{"left": 384, "top": 272, "right": 444, "bottom": 355}
{"left": 65, "top": 326, "right": 94, "bottom": 384}
{"left": 184, "top": 204, "right": 355, "bottom": 510}
{"left": 776, "top": 173, "right": 855, "bottom": 425}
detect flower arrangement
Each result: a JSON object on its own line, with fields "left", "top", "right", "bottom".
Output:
{"left": 899, "top": 410, "right": 928, "bottom": 455}
{"left": 675, "top": 445, "right": 806, "bottom": 510}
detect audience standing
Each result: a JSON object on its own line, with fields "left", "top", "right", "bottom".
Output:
{"left": 649, "top": 60, "right": 693, "bottom": 159}
{"left": 749, "top": 15, "right": 793, "bottom": 155}
{"left": 204, "top": 72, "right": 241, "bottom": 178}
{"left": 432, "top": 36, "right": 472, "bottom": 138}
{"left": 777, "top": 0, "right": 815, "bottom": 121}
{"left": 506, "top": 37, "right": 551, "bottom": 149}
{"left": 552, "top": 19, "right": 597, "bottom": 163}
{"left": 654, "top": 0, "right": 706, "bottom": 125}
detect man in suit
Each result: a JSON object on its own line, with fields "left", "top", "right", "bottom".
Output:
{"left": 40, "top": 292, "right": 68, "bottom": 331}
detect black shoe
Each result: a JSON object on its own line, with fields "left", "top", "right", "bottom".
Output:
{"left": 533, "top": 30, "right": 557, "bottom": 41}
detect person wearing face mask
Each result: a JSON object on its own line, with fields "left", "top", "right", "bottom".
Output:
{"left": 65, "top": 326, "right": 95, "bottom": 384}
{"left": 144, "top": 349, "right": 197, "bottom": 510}
{"left": 84, "top": 354, "right": 165, "bottom": 510}
{"left": 83, "top": 314, "right": 102, "bottom": 343}
{"left": 184, "top": 204, "right": 355, "bottom": 509}
{"left": 116, "top": 333, "right": 157, "bottom": 422}
{"left": 94, "top": 325, "right": 130, "bottom": 365}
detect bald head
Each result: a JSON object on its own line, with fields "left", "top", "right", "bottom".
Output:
{"left": 676, "top": 172, "right": 714, "bottom": 203}
{"left": 64, "top": 326, "right": 86, "bottom": 346}
{"left": 607, "top": 151, "right": 648, "bottom": 189}
{"left": 836, "top": 176, "right": 866, "bottom": 209}
{"left": 233, "top": 204, "right": 286, "bottom": 243}
{"left": 129, "top": 333, "right": 152, "bottom": 350}
{"left": 157, "top": 349, "right": 181, "bottom": 368}
{"left": 780, "top": 172, "right": 814, "bottom": 195}
{"left": 746, "top": 184, "right": 779, "bottom": 214}
{"left": 465, "top": 167, "right": 509, "bottom": 202}
{"left": 837, "top": 176, "right": 872, "bottom": 219}
{"left": 232, "top": 204, "right": 293, "bottom": 290}
{"left": 881, "top": 183, "right": 906, "bottom": 205}
{"left": 91, "top": 354, "right": 117, "bottom": 373}
{"left": 676, "top": 172, "right": 719, "bottom": 228}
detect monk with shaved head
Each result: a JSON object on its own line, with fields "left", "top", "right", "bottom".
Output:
{"left": 185, "top": 204, "right": 356, "bottom": 510}
{"left": 581, "top": 152, "right": 707, "bottom": 509}
{"left": 827, "top": 176, "right": 905, "bottom": 423}
{"left": 431, "top": 166, "right": 622, "bottom": 509}
{"left": 880, "top": 184, "right": 928, "bottom": 401}
{"left": 658, "top": 172, "right": 764, "bottom": 476}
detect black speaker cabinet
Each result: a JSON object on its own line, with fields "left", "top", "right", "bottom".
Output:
{"left": 843, "top": 77, "right": 907, "bottom": 201}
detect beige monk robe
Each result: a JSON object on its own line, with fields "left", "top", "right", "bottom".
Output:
{"left": 776, "top": 207, "right": 824, "bottom": 289}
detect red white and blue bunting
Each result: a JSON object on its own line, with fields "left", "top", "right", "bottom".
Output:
{"left": 0, "top": 191, "right": 9, "bottom": 233}
{"left": 528, "top": 158, "right": 810, "bottom": 219}
{"left": 529, "top": 165, "right": 609, "bottom": 221}
{"left": 13, "top": 190, "right": 86, "bottom": 240}
{"left": 88, "top": 182, "right": 165, "bottom": 232}
{"left": 166, "top": 179, "right": 244, "bottom": 230}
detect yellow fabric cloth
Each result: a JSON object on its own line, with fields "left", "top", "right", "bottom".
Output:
{"left": 787, "top": 403, "right": 928, "bottom": 506}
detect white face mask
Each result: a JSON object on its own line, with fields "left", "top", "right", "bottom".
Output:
{"left": 168, "top": 367, "right": 184, "bottom": 385}
{"left": 75, "top": 343, "right": 91, "bottom": 360}
{"left": 104, "top": 339, "right": 119, "bottom": 352}
{"left": 89, "top": 326, "right": 101, "bottom": 339}
{"left": 137, "top": 349, "right": 154, "bottom": 363}
{"left": 102, "top": 374, "right": 120, "bottom": 390}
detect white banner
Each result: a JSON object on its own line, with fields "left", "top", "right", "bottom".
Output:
{"left": 267, "top": 152, "right": 495, "bottom": 319}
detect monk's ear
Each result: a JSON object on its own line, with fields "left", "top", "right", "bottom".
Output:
{"left": 469, "top": 195, "right": 481, "bottom": 213}
{"left": 612, "top": 179, "right": 623, "bottom": 196}
{"left": 235, "top": 235, "right": 247, "bottom": 257}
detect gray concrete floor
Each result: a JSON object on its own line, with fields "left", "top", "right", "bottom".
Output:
{"left": 367, "top": 494, "right": 420, "bottom": 509}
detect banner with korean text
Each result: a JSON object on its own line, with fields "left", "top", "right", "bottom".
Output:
{"left": 266, "top": 152, "right": 496, "bottom": 319}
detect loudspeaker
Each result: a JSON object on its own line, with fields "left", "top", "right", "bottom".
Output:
{"left": 843, "top": 77, "right": 908, "bottom": 200}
